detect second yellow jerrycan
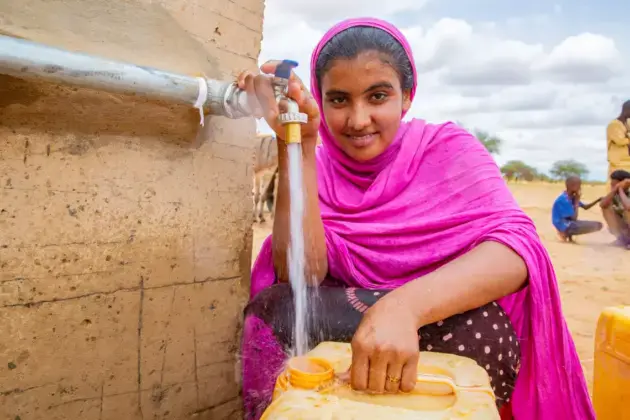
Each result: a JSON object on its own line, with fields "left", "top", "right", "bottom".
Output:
{"left": 261, "top": 341, "right": 500, "bottom": 419}
{"left": 593, "top": 305, "right": 630, "bottom": 420}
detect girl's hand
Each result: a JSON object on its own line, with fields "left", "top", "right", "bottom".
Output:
{"left": 236, "top": 60, "right": 321, "bottom": 149}
{"left": 350, "top": 292, "right": 420, "bottom": 394}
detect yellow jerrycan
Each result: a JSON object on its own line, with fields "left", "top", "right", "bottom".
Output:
{"left": 261, "top": 341, "right": 500, "bottom": 419}
{"left": 593, "top": 305, "right": 630, "bottom": 420}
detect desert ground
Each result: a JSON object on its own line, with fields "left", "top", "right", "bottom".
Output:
{"left": 251, "top": 181, "right": 627, "bottom": 392}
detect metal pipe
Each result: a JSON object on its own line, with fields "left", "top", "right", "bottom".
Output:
{"left": 0, "top": 35, "right": 252, "bottom": 119}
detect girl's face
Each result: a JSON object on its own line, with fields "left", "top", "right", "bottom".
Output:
{"left": 320, "top": 51, "right": 411, "bottom": 162}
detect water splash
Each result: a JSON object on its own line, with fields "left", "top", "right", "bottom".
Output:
{"left": 287, "top": 142, "right": 309, "bottom": 356}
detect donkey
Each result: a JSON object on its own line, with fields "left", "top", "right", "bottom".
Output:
{"left": 253, "top": 134, "right": 279, "bottom": 222}
{"left": 252, "top": 135, "right": 322, "bottom": 223}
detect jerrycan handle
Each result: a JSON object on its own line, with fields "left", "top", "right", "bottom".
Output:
{"left": 413, "top": 373, "right": 458, "bottom": 396}
{"left": 414, "top": 373, "right": 496, "bottom": 400}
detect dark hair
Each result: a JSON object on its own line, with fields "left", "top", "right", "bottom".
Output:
{"left": 565, "top": 175, "right": 581, "bottom": 187}
{"left": 315, "top": 26, "right": 414, "bottom": 92}
{"left": 610, "top": 169, "right": 630, "bottom": 181}
{"left": 620, "top": 100, "right": 630, "bottom": 121}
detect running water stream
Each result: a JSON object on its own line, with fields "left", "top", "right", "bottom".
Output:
{"left": 286, "top": 142, "right": 309, "bottom": 356}
{"left": 271, "top": 59, "right": 311, "bottom": 357}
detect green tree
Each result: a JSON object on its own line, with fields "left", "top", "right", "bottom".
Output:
{"left": 472, "top": 129, "right": 502, "bottom": 155}
{"left": 549, "top": 160, "right": 589, "bottom": 180}
{"left": 455, "top": 122, "right": 503, "bottom": 155}
{"left": 500, "top": 160, "right": 539, "bottom": 181}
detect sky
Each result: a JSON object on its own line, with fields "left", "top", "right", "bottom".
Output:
{"left": 255, "top": 0, "right": 629, "bottom": 181}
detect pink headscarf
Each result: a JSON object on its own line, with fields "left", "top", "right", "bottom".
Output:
{"left": 250, "top": 17, "right": 594, "bottom": 420}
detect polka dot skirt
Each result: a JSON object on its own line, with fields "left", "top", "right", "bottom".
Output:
{"left": 417, "top": 301, "right": 520, "bottom": 407}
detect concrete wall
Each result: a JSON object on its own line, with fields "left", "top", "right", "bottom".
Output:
{"left": 0, "top": 0, "right": 263, "bottom": 418}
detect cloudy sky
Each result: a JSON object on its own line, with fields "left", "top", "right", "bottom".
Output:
{"left": 255, "top": 0, "right": 628, "bottom": 181}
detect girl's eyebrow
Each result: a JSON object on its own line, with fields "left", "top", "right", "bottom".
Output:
{"left": 325, "top": 82, "right": 394, "bottom": 97}
{"left": 362, "top": 82, "right": 394, "bottom": 92}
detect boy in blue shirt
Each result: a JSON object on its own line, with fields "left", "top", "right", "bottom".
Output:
{"left": 552, "top": 175, "right": 603, "bottom": 242}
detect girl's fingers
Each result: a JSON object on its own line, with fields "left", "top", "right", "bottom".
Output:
{"left": 237, "top": 70, "right": 260, "bottom": 90}
{"left": 260, "top": 60, "right": 310, "bottom": 95}
{"left": 367, "top": 354, "right": 388, "bottom": 393}
{"left": 253, "top": 74, "right": 279, "bottom": 123}
{"left": 384, "top": 362, "right": 404, "bottom": 393}
{"left": 238, "top": 73, "right": 264, "bottom": 119}
{"left": 350, "top": 346, "right": 370, "bottom": 391}
{"left": 285, "top": 79, "right": 319, "bottom": 121}
{"left": 337, "top": 369, "right": 351, "bottom": 382}
{"left": 259, "top": 60, "right": 278, "bottom": 74}
{"left": 260, "top": 60, "right": 286, "bottom": 77}
{"left": 287, "top": 80, "right": 304, "bottom": 104}
{"left": 301, "top": 92, "right": 320, "bottom": 121}
{"left": 400, "top": 354, "right": 419, "bottom": 393}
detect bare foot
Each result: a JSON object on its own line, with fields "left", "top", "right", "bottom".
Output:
{"left": 556, "top": 231, "right": 568, "bottom": 242}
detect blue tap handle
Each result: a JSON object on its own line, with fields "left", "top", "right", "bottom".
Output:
{"left": 274, "top": 60, "right": 299, "bottom": 80}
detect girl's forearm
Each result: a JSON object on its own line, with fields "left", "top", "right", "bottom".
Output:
{"left": 272, "top": 139, "right": 328, "bottom": 284}
{"left": 389, "top": 241, "right": 528, "bottom": 329}
{"left": 302, "top": 144, "right": 328, "bottom": 284}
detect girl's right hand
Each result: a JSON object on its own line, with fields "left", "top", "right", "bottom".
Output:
{"left": 237, "top": 60, "right": 321, "bottom": 148}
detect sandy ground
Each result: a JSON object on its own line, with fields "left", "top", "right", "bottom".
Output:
{"left": 251, "top": 181, "right": 629, "bottom": 392}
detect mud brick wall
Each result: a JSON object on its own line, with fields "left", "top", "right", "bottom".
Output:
{"left": 0, "top": 0, "right": 263, "bottom": 418}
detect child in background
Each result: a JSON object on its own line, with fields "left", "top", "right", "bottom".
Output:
{"left": 552, "top": 175, "right": 602, "bottom": 242}
{"left": 600, "top": 169, "right": 630, "bottom": 248}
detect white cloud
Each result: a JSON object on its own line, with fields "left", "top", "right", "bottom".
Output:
{"left": 257, "top": 2, "right": 628, "bottom": 180}
{"left": 442, "top": 84, "right": 559, "bottom": 115}
{"left": 402, "top": 18, "right": 474, "bottom": 71}
{"left": 259, "top": 21, "right": 320, "bottom": 66}
{"left": 441, "top": 60, "right": 532, "bottom": 86}
{"left": 534, "top": 33, "right": 623, "bottom": 83}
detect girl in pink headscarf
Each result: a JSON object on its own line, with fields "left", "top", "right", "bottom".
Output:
{"left": 237, "top": 17, "right": 594, "bottom": 420}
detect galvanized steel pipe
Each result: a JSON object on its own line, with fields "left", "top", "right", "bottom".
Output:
{"left": 0, "top": 35, "right": 252, "bottom": 119}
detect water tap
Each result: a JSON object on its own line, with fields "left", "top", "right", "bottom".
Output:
{"left": 272, "top": 60, "right": 308, "bottom": 144}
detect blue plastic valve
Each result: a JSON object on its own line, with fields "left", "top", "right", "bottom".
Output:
{"left": 274, "top": 60, "right": 299, "bottom": 79}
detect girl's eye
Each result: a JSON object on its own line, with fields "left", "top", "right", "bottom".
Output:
{"left": 330, "top": 97, "right": 346, "bottom": 105}
{"left": 372, "top": 92, "right": 387, "bottom": 101}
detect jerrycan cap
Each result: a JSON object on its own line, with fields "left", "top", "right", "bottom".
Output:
{"left": 287, "top": 356, "right": 334, "bottom": 389}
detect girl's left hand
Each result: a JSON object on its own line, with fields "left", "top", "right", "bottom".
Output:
{"left": 350, "top": 292, "right": 421, "bottom": 394}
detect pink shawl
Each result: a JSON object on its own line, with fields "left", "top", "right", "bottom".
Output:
{"left": 250, "top": 17, "right": 595, "bottom": 420}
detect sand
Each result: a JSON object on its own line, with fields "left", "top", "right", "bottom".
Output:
{"left": 251, "top": 181, "right": 629, "bottom": 392}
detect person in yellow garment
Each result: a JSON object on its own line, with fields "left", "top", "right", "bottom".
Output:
{"left": 607, "top": 101, "right": 630, "bottom": 176}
